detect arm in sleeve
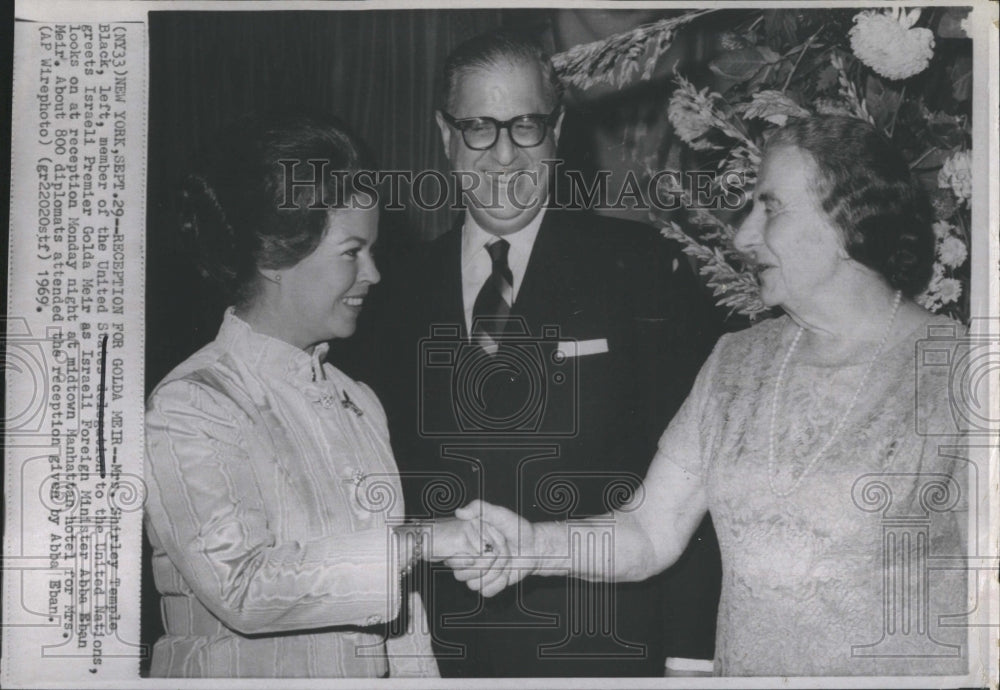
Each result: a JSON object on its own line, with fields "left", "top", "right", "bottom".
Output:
{"left": 644, "top": 334, "right": 725, "bottom": 661}
{"left": 628, "top": 338, "right": 722, "bottom": 568}
{"left": 527, "top": 342, "right": 722, "bottom": 583}
{"left": 144, "top": 378, "right": 401, "bottom": 636}
{"left": 385, "top": 591, "right": 440, "bottom": 678}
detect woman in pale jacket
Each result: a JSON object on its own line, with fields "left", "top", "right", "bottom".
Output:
{"left": 145, "top": 116, "right": 503, "bottom": 678}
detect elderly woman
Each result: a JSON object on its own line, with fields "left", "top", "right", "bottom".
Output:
{"left": 144, "top": 116, "right": 503, "bottom": 678}
{"left": 455, "top": 116, "right": 968, "bottom": 676}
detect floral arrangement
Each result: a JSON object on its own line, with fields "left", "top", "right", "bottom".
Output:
{"left": 552, "top": 10, "right": 716, "bottom": 89}
{"left": 553, "top": 7, "right": 973, "bottom": 323}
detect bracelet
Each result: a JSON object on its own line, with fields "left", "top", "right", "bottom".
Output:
{"left": 395, "top": 525, "right": 424, "bottom": 576}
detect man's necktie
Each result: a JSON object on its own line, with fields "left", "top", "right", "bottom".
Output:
{"left": 472, "top": 238, "right": 513, "bottom": 351}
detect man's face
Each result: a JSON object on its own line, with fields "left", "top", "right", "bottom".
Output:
{"left": 436, "top": 59, "right": 564, "bottom": 236}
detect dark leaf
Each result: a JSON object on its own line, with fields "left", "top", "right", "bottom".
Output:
{"left": 936, "top": 7, "right": 971, "bottom": 39}
{"left": 913, "top": 170, "right": 942, "bottom": 195}
{"left": 923, "top": 109, "right": 969, "bottom": 148}
{"left": 948, "top": 55, "right": 972, "bottom": 102}
{"left": 758, "top": 46, "right": 781, "bottom": 64}
{"left": 814, "top": 64, "right": 839, "bottom": 92}
{"left": 762, "top": 10, "right": 800, "bottom": 45}
{"left": 709, "top": 47, "right": 780, "bottom": 83}
{"left": 864, "top": 76, "right": 903, "bottom": 131}
{"left": 719, "top": 31, "right": 755, "bottom": 51}
{"left": 909, "top": 148, "right": 952, "bottom": 171}
{"left": 746, "top": 63, "right": 778, "bottom": 91}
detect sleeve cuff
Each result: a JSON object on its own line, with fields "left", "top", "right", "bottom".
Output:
{"left": 665, "top": 657, "right": 715, "bottom": 672}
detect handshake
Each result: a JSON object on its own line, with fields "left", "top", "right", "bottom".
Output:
{"left": 415, "top": 500, "right": 537, "bottom": 598}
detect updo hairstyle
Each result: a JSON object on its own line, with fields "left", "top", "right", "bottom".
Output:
{"left": 766, "top": 116, "right": 935, "bottom": 297}
{"left": 179, "top": 115, "right": 371, "bottom": 306}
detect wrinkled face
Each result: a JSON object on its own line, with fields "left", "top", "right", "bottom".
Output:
{"left": 734, "top": 145, "right": 846, "bottom": 310}
{"left": 275, "top": 204, "right": 380, "bottom": 348}
{"left": 436, "top": 59, "right": 563, "bottom": 236}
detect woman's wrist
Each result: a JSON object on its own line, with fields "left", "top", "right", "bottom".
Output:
{"left": 393, "top": 523, "right": 430, "bottom": 575}
{"left": 529, "top": 520, "right": 565, "bottom": 576}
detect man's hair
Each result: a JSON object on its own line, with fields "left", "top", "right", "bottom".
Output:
{"left": 441, "top": 29, "right": 564, "bottom": 112}
{"left": 767, "top": 115, "right": 936, "bottom": 297}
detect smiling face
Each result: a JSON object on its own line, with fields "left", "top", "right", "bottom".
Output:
{"left": 436, "top": 59, "right": 563, "bottom": 236}
{"left": 268, "top": 203, "right": 380, "bottom": 349}
{"left": 734, "top": 145, "right": 848, "bottom": 311}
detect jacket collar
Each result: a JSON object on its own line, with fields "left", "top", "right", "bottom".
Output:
{"left": 216, "top": 308, "right": 329, "bottom": 383}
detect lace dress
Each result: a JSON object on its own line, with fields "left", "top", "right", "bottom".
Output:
{"left": 656, "top": 314, "right": 968, "bottom": 676}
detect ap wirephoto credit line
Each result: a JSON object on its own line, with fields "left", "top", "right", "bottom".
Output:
{"left": 3, "top": 2, "right": 998, "bottom": 688}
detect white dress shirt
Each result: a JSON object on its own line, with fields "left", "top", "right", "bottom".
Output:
{"left": 460, "top": 209, "right": 546, "bottom": 334}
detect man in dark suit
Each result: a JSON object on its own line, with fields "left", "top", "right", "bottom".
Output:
{"left": 365, "top": 29, "right": 721, "bottom": 678}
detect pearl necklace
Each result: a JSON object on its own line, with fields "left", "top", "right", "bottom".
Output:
{"left": 767, "top": 291, "right": 902, "bottom": 497}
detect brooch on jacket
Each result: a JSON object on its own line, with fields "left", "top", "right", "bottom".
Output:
{"left": 316, "top": 390, "right": 364, "bottom": 417}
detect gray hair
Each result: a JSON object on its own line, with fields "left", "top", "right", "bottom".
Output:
{"left": 441, "top": 29, "right": 564, "bottom": 112}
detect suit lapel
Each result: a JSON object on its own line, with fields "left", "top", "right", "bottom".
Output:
{"left": 514, "top": 210, "right": 578, "bottom": 332}
{"left": 429, "top": 218, "right": 468, "bottom": 340}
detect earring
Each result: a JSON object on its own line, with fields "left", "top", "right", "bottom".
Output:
{"left": 274, "top": 274, "right": 281, "bottom": 283}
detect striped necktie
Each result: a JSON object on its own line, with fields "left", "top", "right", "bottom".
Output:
{"left": 472, "top": 238, "right": 513, "bottom": 352}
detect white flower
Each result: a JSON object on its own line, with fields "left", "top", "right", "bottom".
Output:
{"left": 932, "top": 220, "right": 955, "bottom": 240}
{"left": 917, "top": 263, "right": 962, "bottom": 312}
{"left": 917, "top": 264, "right": 944, "bottom": 311}
{"left": 936, "top": 278, "right": 962, "bottom": 305}
{"left": 668, "top": 82, "right": 720, "bottom": 150}
{"left": 960, "top": 14, "right": 973, "bottom": 39}
{"left": 939, "top": 236, "right": 968, "bottom": 268}
{"left": 938, "top": 150, "right": 972, "bottom": 204}
{"left": 915, "top": 292, "right": 938, "bottom": 311}
{"left": 849, "top": 9, "right": 935, "bottom": 80}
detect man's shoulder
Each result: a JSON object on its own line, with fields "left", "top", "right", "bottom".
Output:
{"left": 580, "top": 211, "right": 656, "bottom": 236}
{"left": 421, "top": 222, "right": 461, "bottom": 258}
{"left": 545, "top": 210, "right": 682, "bottom": 259}
{"left": 548, "top": 208, "right": 654, "bottom": 236}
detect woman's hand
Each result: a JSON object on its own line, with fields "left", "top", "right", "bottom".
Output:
{"left": 422, "top": 516, "right": 510, "bottom": 596}
{"left": 423, "top": 517, "right": 490, "bottom": 561}
{"left": 449, "top": 500, "right": 536, "bottom": 597}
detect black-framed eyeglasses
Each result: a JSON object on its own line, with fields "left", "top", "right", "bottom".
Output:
{"left": 440, "top": 108, "right": 561, "bottom": 150}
